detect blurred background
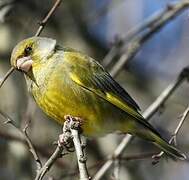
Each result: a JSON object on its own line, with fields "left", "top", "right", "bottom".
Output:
{"left": 0, "top": 0, "right": 189, "bottom": 179}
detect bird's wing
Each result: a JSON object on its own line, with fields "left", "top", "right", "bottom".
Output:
{"left": 64, "top": 49, "right": 141, "bottom": 114}
{"left": 64, "top": 49, "right": 160, "bottom": 136}
{"left": 63, "top": 49, "right": 157, "bottom": 132}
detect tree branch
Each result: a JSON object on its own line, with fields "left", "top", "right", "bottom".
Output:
{"left": 0, "top": 66, "right": 14, "bottom": 88}
{"left": 35, "top": 145, "right": 64, "bottom": 180}
{"left": 102, "top": 9, "right": 166, "bottom": 67}
{"left": 0, "top": 109, "right": 42, "bottom": 171}
{"left": 108, "top": 1, "right": 189, "bottom": 77}
{"left": 35, "top": 0, "right": 62, "bottom": 37}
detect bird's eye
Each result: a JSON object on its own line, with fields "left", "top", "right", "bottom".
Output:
{"left": 24, "top": 46, "right": 32, "bottom": 56}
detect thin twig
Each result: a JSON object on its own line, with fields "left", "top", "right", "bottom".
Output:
{"left": 152, "top": 105, "right": 189, "bottom": 163}
{"left": 24, "top": 126, "right": 42, "bottom": 171}
{"left": 109, "top": 1, "right": 189, "bottom": 77}
{"left": 35, "top": 0, "right": 62, "bottom": 37}
{"left": 93, "top": 66, "right": 189, "bottom": 180}
{"left": 102, "top": 8, "right": 165, "bottom": 67}
{"left": 173, "top": 106, "right": 189, "bottom": 137}
{"left": 35, "top": 145, "right": 64, "bottom": 180}
{"left": 118, "top": 152, "right": 159, "bottom": 162}
{"left": 0, "top": 109, "right": 42, "bottom": 170}
{"left": 0, "top": 128, "right": 69, "bottom": 168}
{"left": 0, "top": 67, "right": 15, "bottom": 88}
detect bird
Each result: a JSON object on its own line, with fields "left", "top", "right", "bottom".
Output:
{"left": 10, "top": 36, "right": 186, "bottom": 160}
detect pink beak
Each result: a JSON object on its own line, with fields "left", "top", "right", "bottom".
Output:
{"left": 16, "top": 56, "right": 33, "bottom": 72}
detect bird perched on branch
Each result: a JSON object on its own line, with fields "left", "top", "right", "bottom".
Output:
{"left": 10, "top": 37, "right": 186, "bottom": 160}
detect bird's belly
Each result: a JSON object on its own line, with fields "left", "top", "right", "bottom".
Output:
{"left": 32, "top": 82, "right": 128, "bottom": 136}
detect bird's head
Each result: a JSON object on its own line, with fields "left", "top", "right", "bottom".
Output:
{"left": 10, "top": 37, "right": 57, "bottom": 73}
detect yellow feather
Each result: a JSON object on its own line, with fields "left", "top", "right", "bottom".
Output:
{"left": 105, "top": 93, "right": 142, "bottom": 120}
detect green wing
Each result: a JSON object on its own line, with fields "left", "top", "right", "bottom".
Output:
{"left": 63, "top": 49, "right": 158, "bottom": 133}
{"left": 63, "top": 49, "right": 140, "bottom": 110}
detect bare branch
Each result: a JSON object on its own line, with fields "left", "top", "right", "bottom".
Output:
{"left": 23, "top": 126, "right": 42, "bottom": 171}
{"left": 35, "top": 145, "right": 64, "bottom": 180}
{"left": 93, "top": 67, "right": 189, "bottom": 180}
{"left": 108, "top": 1, "right": 189, "bottom": 77}
{"left": 102, "top": 9, "right": 165, "bottom": 67}
{"left": 173, "top": 106, "right": 189, "bottom": 137}
{"left": 0, "top": 129, "right": 68, "bottom": 168}
{"left": 119, "top": 152, "right": 159, "bottom": 162}
{"left": 102, "top": 8, "right": 167, "bottom": 67}
{"left": 35, "top": 0, "right": 63, "bottom": 37}
{"left": 0, "top": 67, "right": 15, "bottom": 88}
{"left": 0, "top": 109, "right": 42, "bottom": 171}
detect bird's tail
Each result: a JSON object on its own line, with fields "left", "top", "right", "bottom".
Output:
{"left": 152, "top": 134, "right": 186, "bottom": 160}
{"left": 133, "top": 129, "right": 187, "bottom": 160}
{"left": 121, "top": 118, "right": 187, "bottom": 160}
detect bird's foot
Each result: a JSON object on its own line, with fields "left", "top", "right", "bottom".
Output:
{"left": 58, "top": 130, "right": 74, "bottom": 152}
{"left": 64, "top": 115, "right": 83, "bottom": 128}
{"left": 58, "top": 115, "right": 83, "bottom": 152}
{"left": 64, "top": 115, "right": 83, "bottom": 134}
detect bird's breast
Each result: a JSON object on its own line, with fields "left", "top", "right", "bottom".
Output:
{"left": 30, "top": 71, "right": 110, "bottom": 135}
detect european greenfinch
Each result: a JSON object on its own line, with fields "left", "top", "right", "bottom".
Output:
{"left": 10, "top": 37, "right": 186, "bottom": 160}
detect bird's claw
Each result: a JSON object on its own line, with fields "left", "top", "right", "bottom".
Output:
{"left": 64, "top": 115, "right": 83, "bottom": 132}
{"left": 58, "top": 115, "right": 83, "bottom": 151}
